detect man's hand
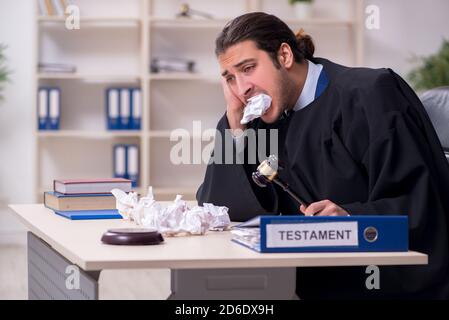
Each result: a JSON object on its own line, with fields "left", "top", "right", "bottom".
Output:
{"left": 222, "top": 78, "right": 246, "bottom": 134}
{"left": 300, "top": 199, "right": 349, "bottom": 216}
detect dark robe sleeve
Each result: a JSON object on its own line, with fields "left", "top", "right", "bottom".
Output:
{"left": 338, "top": 72, "right": 449, "bottom": 295}
{"left": 196, "top": 114, "right": 277, "bottom": 222}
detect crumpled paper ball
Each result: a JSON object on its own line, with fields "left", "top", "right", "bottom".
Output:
{"left": 111, "top": 187, "right": 231, "bottom": 236}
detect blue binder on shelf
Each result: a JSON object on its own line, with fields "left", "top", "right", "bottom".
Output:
{"left": 48, "top": 88, "right": 60, "bottom": 130}
{"left": 113, "top": 144, "right": 139, "bottom": 187}
{"left": 38, "top": 87, "right": 60, "bottom": 130}
{"left": 53, "top": 209, "right": 122, "bottom": 220}
{"left": 231, "top": 215, "right": 408, "bottom": 253}
{"left": 38, "top": 88, "right": 48, "bottom": 130}
{"left": 130, "top": 88, "right": 141, "bottom": 130}
{"left": 106, "top": 88, "right": 120, "bottom": 130}
{"left": 126, "top": 144, "right": 139, "bottom": 187}
{"left": 119, "top": 88, "right": 131, "bottom": 130}
{"left": 113, "top": 144, "right": 127, "bottom": 179}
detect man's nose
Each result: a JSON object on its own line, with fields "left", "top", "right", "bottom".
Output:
{"left": 236, "top": 77, "right": 253, "bottom": 100}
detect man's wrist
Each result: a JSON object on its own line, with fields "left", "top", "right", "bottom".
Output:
{"left": 226, "top": 111, "right": 246, "bottom": 135}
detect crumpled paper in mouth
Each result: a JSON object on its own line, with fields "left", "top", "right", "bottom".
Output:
{"left": 240, "top": 94, "right": 272, "bottom": 124}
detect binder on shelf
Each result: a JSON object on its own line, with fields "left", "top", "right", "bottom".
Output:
{"left": 127, "top": 144, "right": 139, "bottom": 187}
{"left": 52, "top": 0, "right": 65, "bottom": 16}
{"left": 120, "top": 88, "right": 130, "bottom": 130}
{"left": 106, "top": 88, "right": 120, "bottom": 130}
{"left": 37, "top": 88, "right": 48, "bottom": 130}
{"left": 44, "top": 0, "right": 55, "bottom": 15}
{"left": 113, "top": 144, "right": 140, "bottom": 187}
{"left": 38, "top": 0, "right": 49, "bottom": 16}
{"left": 231, "top": 215, "right": 409, "bottom": 253}
{"left": 106, "top": 87, "right": 141, "bottom": 130}
{"left": 48, "top": 88, "right": 60, "bottom": 130}
{"left": 113, "top": 144, "right": 127, "bottom": 180}
{"left": 130, "top": 88, "right": 141, "bottom": 130}
{"left": 37, "top": 87, "right": 60, "bottom": 130}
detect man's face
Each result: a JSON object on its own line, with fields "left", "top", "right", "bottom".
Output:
{"left": 218, "top": 40, "right": 292, "bottom": 123}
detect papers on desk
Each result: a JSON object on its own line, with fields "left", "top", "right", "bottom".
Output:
{"left": 112, "top": 187, "right": 231, "bottom": 236}
{"left": 231, "top": 215, "right": 409, "bottom": 253}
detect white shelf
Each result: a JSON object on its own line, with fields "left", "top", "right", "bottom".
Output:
{"left": 37, "top": 16, "right": 141, "bottom": 26}
{"left": 149, "top": 72, "right": 220, "bottom": 82}
{"left": 37, "top": 73, "right": 141, "bottom": 82}
{"left": 149, "top": 17, "right": 229, "bottom": 29}
{"left": 285, "top": 18, "right": 354, "bottom": 27}
{"left": 37, "top": 130, "right": 142, "bottom": 139}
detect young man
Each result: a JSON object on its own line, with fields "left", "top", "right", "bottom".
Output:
{"left": 197, "top": 12, "right": 449, "bottom": 299}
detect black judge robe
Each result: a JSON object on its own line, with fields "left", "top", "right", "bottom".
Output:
{"left": 196, "top": 57, "right": 449, "bottom": 299}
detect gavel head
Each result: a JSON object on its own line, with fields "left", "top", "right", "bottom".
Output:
{"left": 179, "top": 3, "right": 190, "bottom": 16}
{"left": 252, "top": 155, "right": 279, "bottom": 187}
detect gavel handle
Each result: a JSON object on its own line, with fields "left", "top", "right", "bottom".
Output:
{"left": 272, "top": 178, "right": 309, "bottom": 208}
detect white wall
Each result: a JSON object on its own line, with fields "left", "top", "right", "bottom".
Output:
{"left": 364, "top": 0, "right": 449, "bottom": 76}
{"left": 0, "top": 0, "right": 448, "bottom": 232}
{"left": 0, "top": 0, "right": 35, "bottom": 232}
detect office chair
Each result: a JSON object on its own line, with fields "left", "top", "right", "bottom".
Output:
{"left": 420, "top": 86, "right": 449, "bottom": 162}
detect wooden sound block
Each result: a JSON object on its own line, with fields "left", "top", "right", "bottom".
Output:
{"left": 101, "top": 228, "right": 164, "bottom": 245}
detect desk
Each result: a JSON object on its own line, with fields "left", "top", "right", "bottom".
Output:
{"left": 9, "top": 204, "right": 428, "bottom": 300}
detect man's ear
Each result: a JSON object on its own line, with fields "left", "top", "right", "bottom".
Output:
{"left": 277, "top": 43, "right": 294, "bottom": 69}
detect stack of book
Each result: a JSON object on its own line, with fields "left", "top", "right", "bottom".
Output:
{"left": 44, "top": 178, "right": 132, "bottom": 220}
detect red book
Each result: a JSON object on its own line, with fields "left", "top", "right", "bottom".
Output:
{"left": 53, "top": 178, "right": 132, "bottom": 195}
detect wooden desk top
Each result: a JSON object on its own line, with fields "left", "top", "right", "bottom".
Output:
{"left": 8, "top": 204, "right": 428, "bottom": 271}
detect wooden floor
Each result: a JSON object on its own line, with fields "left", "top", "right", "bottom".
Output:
{"left": 0, "top": 231, "right": 171, "bottom": 300}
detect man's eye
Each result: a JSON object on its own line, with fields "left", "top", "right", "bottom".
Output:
{"left": 243, "top": 65, "right": 254, "bottom": 73}
{"left": 226, "top": 76, "right": 235, "bottom": 83}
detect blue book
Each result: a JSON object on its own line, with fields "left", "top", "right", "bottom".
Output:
{"left": 231, "top": 215, "right": 408, "bottom": 253}
{"left": 53, "top": 209, "right": 122, "bottom": 220}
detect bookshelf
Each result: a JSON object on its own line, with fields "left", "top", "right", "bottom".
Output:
{"left": 34, "top": 0, "right": 365, "bottom": 202}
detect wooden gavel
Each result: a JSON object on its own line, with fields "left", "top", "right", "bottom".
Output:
{"left": 252, "top": 155, "right": 309, "bottom": 208}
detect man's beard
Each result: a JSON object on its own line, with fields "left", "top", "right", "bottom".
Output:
{"left": 278, "top": 71, "right": 296, "bottom": 116}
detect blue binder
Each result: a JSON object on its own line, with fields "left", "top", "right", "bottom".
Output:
{"left": 113, "top": 144, "right": 140, "bottom": 187}
{"left": 126, "top": 144, "right": 139, "bottom": 187}
{"left": 53, "top": 209, "right": 122, "bottom": 220}
{"left": 38, "top": 87, "right": 60, "bottom": 130}
{"left": 129, "top": 88, "right": 141, "bottom": 130}
{"left": 37, "top": 88, "right": 48, "bottom": 130}
{"left": 106, "top": 88, "right": 120, "bottom": 130}
{"left": 48, "top": 88, "right": 60, "bottom": 130}
{"left": 113, "top": 144, "right": 127, "bottom": 179}
{"left": 119, "top": 88, "right": 131, "bottom": 130}
{"left": 232, "top": 215, "right": 408, "bottom": 253}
